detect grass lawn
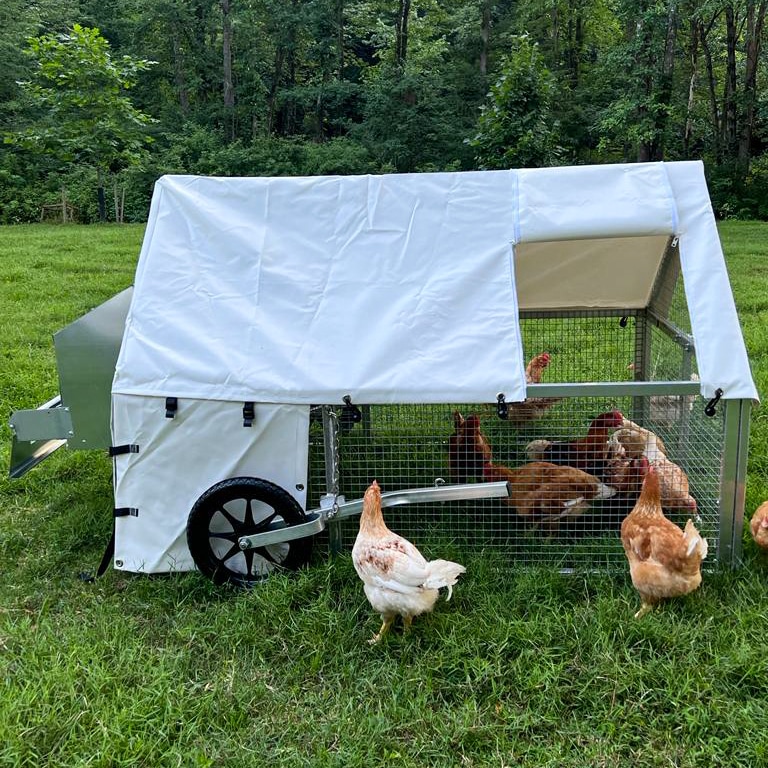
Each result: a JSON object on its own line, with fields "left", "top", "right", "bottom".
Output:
{"left": 1, "top": 221, "right": 768, "bottom": 767}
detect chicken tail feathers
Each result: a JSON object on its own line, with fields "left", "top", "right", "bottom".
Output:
{"left": 423, "top": 559, "right": 466, "bottom": 600}
{"left": 683, "top": 519, "right": 708, "bottom": 559}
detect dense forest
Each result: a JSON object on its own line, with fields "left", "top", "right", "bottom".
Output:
{"left": 1, "top": 0, "right": 767, "bottom": 223}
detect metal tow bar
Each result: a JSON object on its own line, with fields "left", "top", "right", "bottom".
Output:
{"left": 237, "top": 480, "right": 512, "bottom": 551}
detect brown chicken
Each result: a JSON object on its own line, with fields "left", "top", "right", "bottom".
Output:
{"left": 484, "top": 460, "right": 616, "bottom": 525}
{"left": 448, "top": 412, "right": 491, "bottom": 483}
{"left": 525, "top": 410, "right": 624, "bottom": 480}
{"left": 452, "top": 411, "right": 615, "bottom": 526}
{"left": 749, "top": 501, "right": 768, "bottom": 550}
{"left": 352, "top": 480, "right": 466, "bottom": 644}
{"left": 610, "top": 419, "right": 696, "bottom": 513}
{"left": 505, "top": 352, "right": 563, "bottom": 425}
{"left": 604, "top": 453, "right": 646, "bottom": 498}
{"left": 621, "top": 459, "right": 708, "bottom": 618}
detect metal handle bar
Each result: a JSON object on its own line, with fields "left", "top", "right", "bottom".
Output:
{"left": 238, "top": 480, "right": 511, "bottom": 550}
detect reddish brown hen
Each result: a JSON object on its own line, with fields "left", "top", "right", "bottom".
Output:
{"left": 750, "top": 501, "right": 768, "bottom": 550}
{"left": 505, "top": 352, "right": 563, "bottom": 425}
{"left": 620, "top": 459, "right": 707, "bottom": 618}
{"left": 448, "top": 412, "right": 491, "bottom": 483}
{"left": 525, "top": 409, "right": 624, "bottom": 481}
{"left": 451, "top": 411, "right": 615, "bottom": 527}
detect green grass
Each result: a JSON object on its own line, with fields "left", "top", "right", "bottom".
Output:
{"left": 2, "top": 221, "right": 768, "bottom": 767}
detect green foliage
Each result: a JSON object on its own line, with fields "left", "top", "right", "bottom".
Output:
{"left": 468, "top": 36, "right": 563, "bottom": 169}
{"left": 742, "top": 154, "right": 768, "bottom": 220}
{"left": 3, "top": 2, "right": 768, "bottom": 220}
{"left": 353, "top": 67, "right": 475, "bottom": 172}
{"left": 0, "top": 168, "right": 43, "bottom": 224}
{"left": 5, "top": 24, "right": 156, "bottom": 207}
{"left": 594, "top": 2, "right": 686, "bottom": 162}
{"left": 706, "top": 154, "right": 768, "bottom": 221}
{"left": 155, "top": 127, "right": 378, "bottom": 178}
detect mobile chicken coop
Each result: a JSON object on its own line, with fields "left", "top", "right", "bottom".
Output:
{"left": 9, "top": 161, "right": 758, "bottom": 584}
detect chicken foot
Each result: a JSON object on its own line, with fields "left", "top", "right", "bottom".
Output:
{"left": 369, "top": 615, "right": 395, "bottom": 645}
{"left": 634, "top": 600, "right": 656, "bottom": 619}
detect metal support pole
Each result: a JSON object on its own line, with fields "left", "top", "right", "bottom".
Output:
{"left": 321, "top": 405, "right": 343, "bottom": 554}
{"left": 676, "top": 342, "right": 695, "bottom": 458}
{"left": 632, "top": 309, "right": 651, "bottom": 423}
{"left": 719, "top": 398, "right": 751, "bottom": 568}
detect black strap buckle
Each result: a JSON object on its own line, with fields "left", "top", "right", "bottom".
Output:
{"left": 114, "top": 507, "right": 139, "bottom": 517}
{"left": 165, "top": 397, "right": 178, "bottom": 418}
{"left": 108, "top": 444, "right": 139, "bottom": 457}
{"left": 243, "top": 401, "right": 255, "bottom": 427}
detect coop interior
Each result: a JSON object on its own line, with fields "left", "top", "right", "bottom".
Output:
{"left": 305, "top": 236, "right": 734, "bottom": 571}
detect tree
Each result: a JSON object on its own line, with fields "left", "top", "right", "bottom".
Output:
{"left": 468, "top": 35, "right": 563, "bottom": 169}
{"left": 738, "top": 1, "right": 767, "bottom": 168}
{"left": 221, "top": 0, "right": 235, "bottom": 137}
{"left": 5, "top": 24, "right": 155, "bottom": 221}
{"left": 594, "top": 1, "right": 680, "bottom": 162}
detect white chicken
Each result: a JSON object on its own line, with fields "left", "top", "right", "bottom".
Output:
{"left": 352, "top": 480, "right": 465, "bottom": 644}
{"left": 627, "top": 363, "right": 699, "bottom": 425}
{"left": 611, "top": 419, "right": 697, "bottom": 512}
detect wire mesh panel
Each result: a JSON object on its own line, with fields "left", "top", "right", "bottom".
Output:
{"left": 305, "top": 297, "right": 733, "bottom": 571}
{"left": 307, "top": 396, "right": 724, "bottom": 570}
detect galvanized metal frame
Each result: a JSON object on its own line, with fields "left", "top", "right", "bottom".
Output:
{"left": 237, "top": 481, "right": 512, "bottom": 550}
{"left": 304, "top": 289, "right": 742, "bottom": 571}
{"left": 720, "top": 398, "right": 752, "bottom": 567}
{"left": 9, "top": 395, "right": 70, "bottom": 479}
{"left": 307, "top": 387, "right": 732, "bottom": 570}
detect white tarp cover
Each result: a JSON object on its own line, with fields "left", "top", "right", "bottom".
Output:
{"left": 111, "top": 396, "right": 309, "bottom": 573}
{"left": 665, "top": 162, "right": 758, "bottom": 401}
{"left": 115, "top": 171, "right": 528, "bottom": 405}
{"left": 113, "top": 161, "right": 757, "bottom": 402}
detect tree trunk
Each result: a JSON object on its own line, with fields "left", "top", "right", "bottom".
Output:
{"left": 337, "top": 0, "right": 345, "bottom": 78}
{"left": 479, "top": 0, "right": 491, "bottom": 76}
{"left": 221, "top": 0, "right": 235, "bottom": 138}
{"left": 97, "top": 169, "right": 106, "bottom": 223}
{"left": 395, "top": 0, "right": 411, "bottom": 70}
{"left": 571, "top": 9, "right": 584, "bottom": 87}
{"left": 171, "top": 32, "right": 190, "bottom": 115}
{"left": 551, "top": 2, "right": 559, "bottom": 65}
{"left": 315, "top": 80, "right": 325, "bottom": 141}
{"left": 683, "top": 17, "right": 700, "bottom": 156}
{"left": 635, "top": 10, "right": 654, "bottom": 162}
{"left": 723, "top": 5, "right": 739, "bottom": 159}
{"left": 285, "top": 33, "right": 297, "bottom": 134}
{"left": 266, "top": 47, "right": 285, "bottom": 136}
{"left": 655, "top": 0, "right": 678, "bottom": 160}
{"left": 700, "top": 15, "right": 722, "bottom": 162}
{"left": 112, "top": 178, "right": 125, "bottom": 224}
{"left": 738, "top": 0, "right": 767, "bottom": 168}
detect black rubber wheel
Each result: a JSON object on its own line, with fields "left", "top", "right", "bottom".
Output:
{"left": 186, "top": 477, "right": 312, "bottom": 587}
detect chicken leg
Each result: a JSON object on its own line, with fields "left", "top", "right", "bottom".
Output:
{"left": 634, "top": 601, "right": 656, "bottom": 619}
{"left": 369, "top": 615, "right": 395, "bottom": 644}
